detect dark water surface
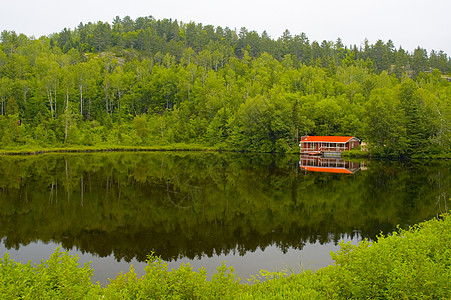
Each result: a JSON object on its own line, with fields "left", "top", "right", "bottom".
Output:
{"left": 0, "top": 152, "right": 449, "bottom": 284}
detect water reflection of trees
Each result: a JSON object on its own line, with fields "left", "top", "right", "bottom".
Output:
{"left": 0, "top": 153, "right": 448, "bottom": 262}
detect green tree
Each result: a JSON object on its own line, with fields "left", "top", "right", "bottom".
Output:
{"left": 398, "top": 79, "right": 426, "bottom": 156}
{"left": 229, "top": 95, "right": 274, "bottom": 152}
{"left": 133, "top": 114, "right": 150, "bottom": 144}
{"left": 363, "top": 88, "right": 407, "bottom": 155}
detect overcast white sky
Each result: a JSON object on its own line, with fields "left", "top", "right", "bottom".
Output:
{"left": 1, "top": 0, "right": 450, "bottom": 55}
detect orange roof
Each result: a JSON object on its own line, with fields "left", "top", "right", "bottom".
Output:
{"left": 300, "top": 136, "right": 357, "bottom": 143}
{"left": 300, "top": 166, "right": 354, "bottom": 174}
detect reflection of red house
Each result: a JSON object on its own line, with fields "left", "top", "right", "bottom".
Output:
{"left": 299, "top": 156, "right": 360, "bottom": 174}
{"left": 299, "top": 136, "right": 360, "bottom": 155}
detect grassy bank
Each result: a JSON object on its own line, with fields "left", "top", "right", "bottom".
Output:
{"left": 0, "top": 144, "right": 220, "bottom": 156}
{"left": 0, "top": 142, "right": 449, "bottom": 159}
{"left": 1, "top": 214, "right": 450, "bottom": 299}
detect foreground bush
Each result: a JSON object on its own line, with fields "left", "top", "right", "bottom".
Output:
{"left": 0, "top": 249, "right": 100, "bottom": 299}
{"left": 1, "top": 214, "right": 450, "bottom": 299}
{"left": 319, "top": 218, "right": 451, "bottom": 298}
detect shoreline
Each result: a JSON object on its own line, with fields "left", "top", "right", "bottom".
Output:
{"left": 0, "top": 145, "right": 220, "bottom": 156}
{"left": 0, "top": 145, "right": 449, "bottom": 159}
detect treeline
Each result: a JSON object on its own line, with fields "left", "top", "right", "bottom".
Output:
{"left": 0, "top": 16, "right": 450, "bottom": 156}
{"left": 54, "top": 16, "right": 451, "bottom": 75}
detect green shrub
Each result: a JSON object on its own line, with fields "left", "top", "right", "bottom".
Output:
{"left": 319, "top": 215, "right": 451, "bottom": 298}
{"left": 0, "top": 248, "right": 99, "bottom": 299}
{"left": 1, "top": 215, "right": 450, "bottom": 299}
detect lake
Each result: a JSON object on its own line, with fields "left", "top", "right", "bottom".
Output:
{"left": 0, "top": 152, "right": 449, "bottom": 284}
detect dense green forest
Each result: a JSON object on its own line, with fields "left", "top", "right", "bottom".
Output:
{"left": 0, "top": 15, "right": 450, "bottom": 156}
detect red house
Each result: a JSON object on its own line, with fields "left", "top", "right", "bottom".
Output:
{"left": 300, "top": 136, "right": 360, "bottom": 155}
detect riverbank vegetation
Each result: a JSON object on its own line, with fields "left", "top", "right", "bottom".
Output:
{"left": 1, "top": 214, "right": 449, "bottom": 299}
{"left": 0, "top": 143, "right": 217, "bottom": 155}
{"left": 0, "top": 15, "right": 450, "bottom": 157}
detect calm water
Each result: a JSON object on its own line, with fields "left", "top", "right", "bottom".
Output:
{"left": 0, "top": 152, "right": 449, "bottom": 284}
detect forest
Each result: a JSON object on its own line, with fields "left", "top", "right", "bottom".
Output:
{"left": 0, "top": 15, "right": 450, "bottom": 156}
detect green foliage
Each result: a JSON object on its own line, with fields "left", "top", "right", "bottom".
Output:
{"left": 133, "top": 114, "right": 150, "bottom": 144}
{"left": 1, "top": 214, "right": 450, "bottom": 299}
{"left": 0, "top": 17, "right": 450, "bottom": 156}
{"left": 323, "top": 215, "right": 451, "bottom": 298}
{"left": 0, "top": 248, "right": 99, "bottom": 299}
{"left": 363, "top": 88, "right": 407, "bottom": 155}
